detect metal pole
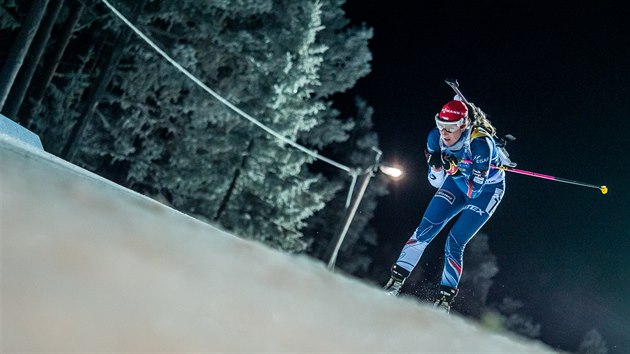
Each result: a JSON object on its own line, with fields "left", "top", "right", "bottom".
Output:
{"left": 344, "top": 172, "right": 359, "bottom": 208}
{"left": 327, "top": 147, "right": 382, "bottom": 270}
{"left": 327, "top": 170, "right": 374, "bottom": 270}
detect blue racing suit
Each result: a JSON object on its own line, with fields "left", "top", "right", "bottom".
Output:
{"left": 395, "top": 127, "right": 505, "bottom": 289}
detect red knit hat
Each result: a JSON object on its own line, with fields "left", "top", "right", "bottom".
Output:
{"left": 438, "top": 100, "right": 468, "bottom": 122}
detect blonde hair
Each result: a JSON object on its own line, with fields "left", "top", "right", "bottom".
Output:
{"left": 468, "top": 101, "right": 496, "bottom": 136}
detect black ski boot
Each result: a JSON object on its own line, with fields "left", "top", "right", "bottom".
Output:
{"left": 434, "top": 285, "right": 458, "bottom": 313}
{"left": 383, "top": 265, "right": 410, "bottom": 296}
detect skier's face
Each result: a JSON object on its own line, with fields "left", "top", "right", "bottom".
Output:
{"left": 439, "top": 125, "right": 465, "bottom": 146}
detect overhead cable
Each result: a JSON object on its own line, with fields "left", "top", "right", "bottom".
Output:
{"left": 100, "top": 0, "right": 354, "bottom": 174}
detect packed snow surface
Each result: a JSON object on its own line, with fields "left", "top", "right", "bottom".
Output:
{"left": 1, "top": 136, "right": 559, "bottom": 352}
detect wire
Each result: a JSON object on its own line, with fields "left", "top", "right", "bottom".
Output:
{"left": 99, "top": 0, "right": 354, "bottom": 174}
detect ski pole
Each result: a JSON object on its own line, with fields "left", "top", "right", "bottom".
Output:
{"left": 495, "top": 165, "right": 608, "bottom": 194}
{"left": 460, "top": 159, "right": 608, "bottom": 194}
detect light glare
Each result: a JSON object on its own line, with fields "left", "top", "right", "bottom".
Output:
{"left": 380, "top": 165, "right": 403, "bottom": 178}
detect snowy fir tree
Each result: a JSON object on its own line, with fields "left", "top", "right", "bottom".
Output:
{"left": 456, "top": 233, "right": 499, "bottom": 317}
{"left": 1, "top": 0, "right": 120, "bottom": 153}
{"left": 577, "top": 329, "right": 608, "bottom": 354}
{"left": 494, "top": 297, "right": 542, "bottom": 339}
{"left": 0, "top": 0, "right": 20, "bottom": 30}
{"left": 1, "top": 0, "right": 374, "bottom": 253}
{"left": 0, "top": 0, "right": 50, "bottom": 111}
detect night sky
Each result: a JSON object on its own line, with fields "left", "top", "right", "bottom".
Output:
{"left": 342, "top": 1, "right": 629, "bottom": 353}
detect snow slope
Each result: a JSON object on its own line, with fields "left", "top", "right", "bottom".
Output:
{"left": 1, "top": 136, "right": 559, "bottom": 353}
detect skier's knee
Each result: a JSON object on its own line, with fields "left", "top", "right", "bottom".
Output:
{"left": 445, "top": 234, "right": 466, "bottom": 259}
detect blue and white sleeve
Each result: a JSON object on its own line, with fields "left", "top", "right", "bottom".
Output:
{"left": 426, "top": 129, "right": 445, "bottom": 188}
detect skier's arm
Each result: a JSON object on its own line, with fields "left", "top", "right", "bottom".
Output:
{"left": 466, "top": 137, "right": 493, "bottom": 198}
{"left": 426, "top": 129, "right": 445, "bottom": 188}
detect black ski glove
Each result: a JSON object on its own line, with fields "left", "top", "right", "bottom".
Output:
{"left": 425, "top": 150, "right": 444, "bottom": 170}
{"left": 441, "top": 154, "right": 460, "bottom": 175}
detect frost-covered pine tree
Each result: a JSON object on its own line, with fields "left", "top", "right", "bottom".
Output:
{"left": 16, "top": 0, "right": 125, "bottom": 155}
{"left": 577, "top": 329, "right": 608, "bottom": 354}
{"left": 208, "top": 1, "right": 346, "bottom": 251}
{"left": 2, "top": 0, "right": 376, "bottom": 254}
{"left": 316, "top": 0, "right": 372, "bottom": 98}
{"left": 495, "top": 297, "right": 541, "bottom": 339}
{"left": 0, "top": 0, "right": 49, "bottom": 111}
{"left": 0, "top": 0, "right": 20, "bottom": 31}
{"left": 457, "top": 233, "right": 499, "bottom": 317}
{"left": 73, "top": 0, "right": 374, "bottom": 252}
{"left": 29, "top": 49, "right": 94, "bottom": 156}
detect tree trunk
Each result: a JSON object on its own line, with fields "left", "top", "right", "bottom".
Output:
{"left": 28, "top": 0, "right": 84, "bottom": 108}
{"left": 61, "top": 0, "right": 146, "bottom": 160}
{"left": 4, "top": 0, "right": 65, "bottom": 122}
{"left": 0, "top": 0, "right": 50, "bottom": 114}
{"left": 214, "top": 140, "right": 255, "bottom": 222}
